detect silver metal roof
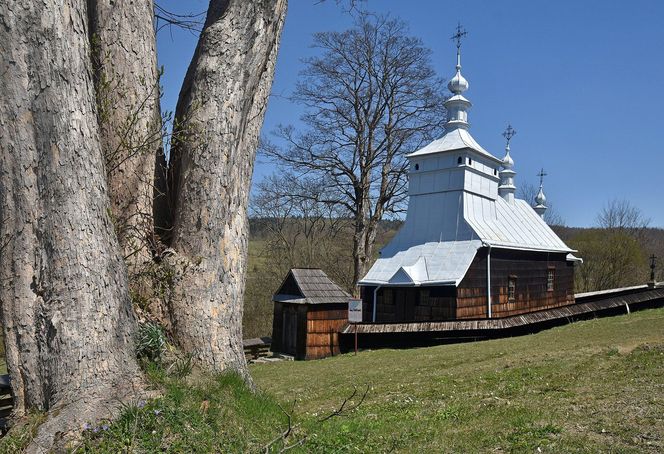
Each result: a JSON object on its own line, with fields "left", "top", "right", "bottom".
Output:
{"left": 407, "top": 128, "right": 501, "bottom": 162}
{"left": 359, "top": 240, "right": 482, "bottom": 286}
{"left": 463, "top": 193, "right": 573, "bottom": 252}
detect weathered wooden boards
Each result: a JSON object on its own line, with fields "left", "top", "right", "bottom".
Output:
{"left": 343, "top": 286, "right": 664, "bottom": 334}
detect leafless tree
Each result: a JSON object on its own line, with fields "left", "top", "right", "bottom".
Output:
{"left": 570, "top": 199, "right": 651, "bottom": 292}
{"left": 518, "top": 182, "right": 566, "bottom": 227}
{"left": 596, "top": 199, "right": 650, "bottom": 235}
{"left": 262, "top": 13, "right": 445, "bottom": 287}
{"left": 250, "top": 174, "right": 353, "bottom": 287}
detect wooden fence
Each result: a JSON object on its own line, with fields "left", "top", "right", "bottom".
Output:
{"left": 243, "top": 337, "right": 272, "bottom": 361}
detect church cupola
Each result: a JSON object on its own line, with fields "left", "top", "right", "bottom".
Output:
{"left": 534, "top": 168, "right": 548, "bottom": 218}
{"left": 444, "top": 24, "right": 472, "bottom": 132}
{"left": 498, "top": 124, "right": 517, "bottom": 203}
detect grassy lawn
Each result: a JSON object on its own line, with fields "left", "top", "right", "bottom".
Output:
{"left": 251, "top": 308, "right": 664, "bottom": 453}
{"left": 1, "top": 308, "right": 662, "bottom": 452}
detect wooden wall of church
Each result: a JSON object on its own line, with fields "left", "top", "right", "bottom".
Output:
{"left": 360, "top": 287, "right": 456, "bottom": 322}
{"left": 457, "top": 248, "right": 575, "bottom": 319}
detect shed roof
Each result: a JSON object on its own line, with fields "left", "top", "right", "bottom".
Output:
{"left": 273, "top": 268, "right": 351, "bottom": 305}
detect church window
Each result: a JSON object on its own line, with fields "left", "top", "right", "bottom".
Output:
{"left": 494, "top": 169, "right": 497, "bottom": 176}
{"left": 414, "top": 163, "right": 419, "bottom": 170}
{"left": 468, "top": 157, "right": 472, "bottom": 165}
{"left": 547, "top": 268, "right": 555, "bottom": 292}
{"left": 508, "top": 276, "right": 517, "bottom": 301}
{"left": 457, "top": 156, "right": 462, "bottom": 164}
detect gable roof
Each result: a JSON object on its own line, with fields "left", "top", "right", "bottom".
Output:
{"left": 359, "top": 240, "right": 482, "bottom": 287}
{"left": 273, "top": 268, "right": 351, "bottom": 305}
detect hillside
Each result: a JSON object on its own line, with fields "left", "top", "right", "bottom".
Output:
{"left": 35, "top": 307, "right": 663, "bottom": 453}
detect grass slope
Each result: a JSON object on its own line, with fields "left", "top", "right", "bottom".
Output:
{"left": 2, "top": 309, "right": 662, "bottom": 453}
{"left": 253, "top": 308, "right": 664, "bottom": 452}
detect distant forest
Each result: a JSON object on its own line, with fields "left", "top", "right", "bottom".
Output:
{"left": 243, "top": 217, "right": 664, "bottom": 338}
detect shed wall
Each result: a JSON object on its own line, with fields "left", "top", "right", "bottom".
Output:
{"left": 271, "top": 302, "right": 308, "bottom": 359}
{"left": 305, "top": 304, "right": 348, "bottom": 360}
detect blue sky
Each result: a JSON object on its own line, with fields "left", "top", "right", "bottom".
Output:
{"left": 157, "top": 0, "right": 664, "bottom": 227}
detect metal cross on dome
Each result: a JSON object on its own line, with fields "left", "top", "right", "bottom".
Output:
{"left": 502, "top": 124, "right": 516, "bottom": 147}
{"left": 537, "top": 168, "right": 548, "bottom": 186}
{"left": 451, "top": 23, "right": 468, "bottom": 49}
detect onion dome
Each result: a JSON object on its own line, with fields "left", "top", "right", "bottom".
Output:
{"left": 444, "top": 26, "right": 472, "bottom": 131}
{"left": 502, "top": 148, "right": 514, "bottom": 169}
{"left": 534, "top": 168, "right": 548, "bottom": 218}
{"left": 448, "top": 69, "right": 469, "bottom": 95}
{"left": 498, "top": 124, "right": 517, "bottom": 204}
{"left": 535, "top": 185, "right": 547, "bottom": 206}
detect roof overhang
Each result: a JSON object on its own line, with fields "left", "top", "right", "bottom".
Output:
{"left": 480, "top": 241, "right": 576, "bottom": 254}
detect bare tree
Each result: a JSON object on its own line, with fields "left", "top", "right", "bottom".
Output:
{"left": 569, "top": 199, "right": 651, "bottom": 292}
{"left": 0, "top": 1, "right": 144, "bottom": 448}
{"left": 262, "top": 13, "right": 445, "bottom": 287}
{"left": 571, "top": 230, "right": 647, "bottom": 292}
{"left": 250, "top": 174, "right": 353, "bottom": 288}
{"left": 596, "top": 199, "right": 650, "bottom": 235}
{"left": 518, "top": 182, "right": 566, "bottom": 226}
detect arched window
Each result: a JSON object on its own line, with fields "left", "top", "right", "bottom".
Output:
{"left": 414, "top": 163, "right": 419, "bottom": 171}
{"left": 468, "top": 157, "right": 472, "bottom": 165}
{"left": 457, "top": 156, "right": 462, "bottom": 164}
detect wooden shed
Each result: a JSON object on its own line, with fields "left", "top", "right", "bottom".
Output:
{"left": 271, "top": 268, "right": 350, "bottom": 360}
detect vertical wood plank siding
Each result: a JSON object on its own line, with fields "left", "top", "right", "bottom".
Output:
{"left": 305, "top": 304, "right": 348, "bottom": 360}
{"left": 271, "top": 302, "right": 284, "bottom": 353}
{"left": 457, "top": 248, "right": 574, "bottom": 319}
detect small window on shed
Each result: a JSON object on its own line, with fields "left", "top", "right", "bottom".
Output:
{"left": 414, "top": 163, "right": 419, "bottom": 171}
{"left": 547, "top": 268, "right": 555, "bottom": 292}
{"left": 508, "top": 276, "right": 517, "bottom": 301}
{"left": 468, "top": 157, "right": 472, "bottom": 165}
{"left": 457, "top": 156, "right": 463, "bottom": 165}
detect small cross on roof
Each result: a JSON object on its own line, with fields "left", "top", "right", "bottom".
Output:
{"left": 451, "top": 23, "right": 467, "bottom": 49}
{"left": 502, "top": 124, "right": 516, "bottom": 146}
{"left": 537, "top": 168, "right": 548, "bottom": 186}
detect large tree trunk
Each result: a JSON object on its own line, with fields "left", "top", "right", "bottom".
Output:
{"left": 166, "top": 0, "right": 287, "bottom": 376}
{"left": 89, "top": 0, "right": 162, "bottom": 269}
{"left": 0, "top": 1, "right": 142, "bottom": 450}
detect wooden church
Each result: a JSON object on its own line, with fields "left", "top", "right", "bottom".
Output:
{"left": 358, "top": 27, "right": 581, "bottom": 323}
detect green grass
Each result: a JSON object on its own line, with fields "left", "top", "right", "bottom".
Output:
{"left": 2, "top": 308, "right": 663, "bottom": 452}
{"left": 252, "top": 308, "right": 664, "bottom": 453}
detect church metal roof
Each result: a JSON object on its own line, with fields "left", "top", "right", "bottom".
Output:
{"left": 407, "top": 128, "right": 501, "bottom": 162}
{"left": 463, "top": 193, "right": 573, "bottom": 253}
{"left": 359, "top": 240, "right": 482, "bottom": 287}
